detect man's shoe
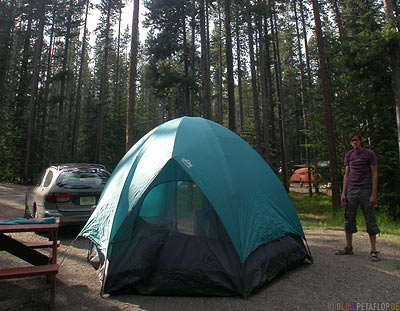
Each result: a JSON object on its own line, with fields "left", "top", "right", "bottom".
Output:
{"left": 369, "top": 251, "right": 380, "bottom": 262}
{"left": 334, "top": 246, "right": 353, "bottom": 255}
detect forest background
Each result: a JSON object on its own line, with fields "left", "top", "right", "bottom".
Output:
{"left": 0, "top": 0, "right": 400, "bottom": 220}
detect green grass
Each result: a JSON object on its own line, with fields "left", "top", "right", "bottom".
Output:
{"left": 289, "top": 192, "right": 400, "bottom": 238}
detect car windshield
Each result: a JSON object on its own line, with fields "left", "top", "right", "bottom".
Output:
{"left": 56, "top": 168, "right": 109, "bottom": 189}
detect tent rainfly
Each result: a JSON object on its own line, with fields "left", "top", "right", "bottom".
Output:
{"left": 79, "top": 117, "right": 312, "bottom": 298}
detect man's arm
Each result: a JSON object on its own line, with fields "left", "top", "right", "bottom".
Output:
{"left": 341, "top": 166, "right": 349, "bottom": 205}
{"left": 370, "top": 164, "right": 378, "bottom": 206}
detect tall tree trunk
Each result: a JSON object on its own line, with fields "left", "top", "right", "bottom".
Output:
{"left": 15, "top": 15, "right": 32, "bottom": 118}
{"left": 216, "top": 1, "right": 223, "bottom": 124}
{"left": 24, "top": 1, "right": 47, "bottom": 182}
{"left": 0, "top": 0, "right": 16, "bottom": 104}
{"left": 293, "top": 84, "right": 302, "bottom": 164}
{"left": 292, "top": 63, "right": 303, "bottom": 164}
{"left": 72, "top": 0, "right": 90, "bottom": 161}
{"left": 329, "top": 0, "right": 345, "bottom": 40}
{"left": 270, "top": 0, "right": 289, "bottom": 191}
{"left": 113, "top": 2, "right": 122, "bottom": 120}
{"left": 205, "top": 0, "right": 211, "bottom": 114}
{"left": 199, "top": 0, "right": 211, "bottom": 119}
{"left": 224, "top": 0, "right": 236, "bottom": 131}
{"left": 299, "top": 0, "right": 315, "bottom": 163}
{"left": 55, "top": 0, "right": 74, "bottom": 162}
{"left": 263, "top": 5, "right": 275, "bottom": 147}
{"left": 246, "top": 0, "right": 261, "bottom": 154}
{"left": 235, "top": 7, "right": 244, "bottom": 132}
{"left": 384, "top": 0, "right": 400, "bottom": 164}
{"left": 96, "top": 0, "right": 113, "bottom": 162}
{"left": 115, "top": 3, "right": 122, "bottom": 103}
{"left": 39, "top": 3, "right": 56, "bottom": 151}
{"left": 311, "top": 0, "right": 340, "bottom": 210}
{"left": 182, "top": 7, "right": 190, "bottom": 116}
{"left": 256, "top": 10, "right": 271, "bottom": 164}
{"left": 294, "top": 0, "right": 312, "bottom": 196}
{"left": 189, "top": 0, "right": 196, "bottom": 116}
{"left": 299, "top": 0, "right": 312, "bottom": 85}
{"left": 14, "top": 13, "right": 32, "bottom": 181}
{"left": 126, "top": 0, "right": 140, "bottom": 151}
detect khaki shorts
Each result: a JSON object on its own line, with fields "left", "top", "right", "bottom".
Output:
{"left": 344, "top": 188, "right": 380, "bottom": 235}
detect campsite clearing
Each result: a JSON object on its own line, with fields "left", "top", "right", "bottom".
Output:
{"left": 0, "top": 184, "right": 399, "bottom": 310}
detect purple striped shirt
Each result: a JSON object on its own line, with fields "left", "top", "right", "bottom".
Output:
{"left": 344, "top": 148, "right": 376, "bottom": 189}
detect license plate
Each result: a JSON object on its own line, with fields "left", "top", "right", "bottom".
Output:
{"left": 80, "top": 196, "right": 96, "bottom": 205}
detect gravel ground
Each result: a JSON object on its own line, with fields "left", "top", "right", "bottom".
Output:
{"left": 0, "top": 184, "right": 399, "bottom": 311}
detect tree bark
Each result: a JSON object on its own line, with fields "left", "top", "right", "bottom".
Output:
{"left": 39, "top": 2, "right": 56, "bottom": 152}
{"left": 96, "top": 0, "right": 113, "bottom": 162}
{"left": 300, "top": 0, "right": 315, "bottom": 163}
{"left": 0, "top": 0, "right": 16, "bottom": 104}
{"left": 329, "top": 0, "right": 345, "bottom": 40}
{"left": 299, "top": 0, "right": 312, "bottom": 86}
{"left": 256, "top": 11, "right": 271, "bottom": 164}
{"left": 199, "top": 0, "right": 211, "bottom": 119}
{"left": 126, "top": 0, "right": 140, "bottom": 151}
{"left": 270, "top": 0, "right": 289, "bottom": 191}
{"left": 224, "top": 0, "right": 236, "bottom": 131}
{"left": 189, "top": 0, "right": 196, "bottom": 116}
{"left": 384, "top": 0, "right": 400, "bottom": 164}
{"left": 15, "top": 15, "right": 32, "bottom": 119}
{"left": 72, "top": 0, "right": 90, "bottom": 161}
{"left": 235, "top": 7, "right": 244, "bottom": 132}
{"left": 114, "top": 4, "right": 122, "bottom": 109}
{"left": 216, "top": 1, "right": 223, "bottom": 124}
{"left": 246, "top": 0, "right": 262, "bottom": 154}
{"left": 263, "top": 4, "right": 275, "bottom": 147}
{"left": 182, "top": 6, "right": 190, "bottom": 116}
{"left": 24, "top": 1, "right": 47, "bottom": 182}
{"left": 55, "top": 0, "right": 74, "bottom": 163}
{"left": 294, "top": 0, "right": 312, "bottom": 196}
{"left": 311, "top": 0, "right": 341, "bottom": 210}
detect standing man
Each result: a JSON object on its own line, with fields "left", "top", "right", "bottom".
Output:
{"left": 335, "top": 132, "right": 380, "bottom": 261}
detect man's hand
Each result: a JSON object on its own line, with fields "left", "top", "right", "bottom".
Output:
{"left": 341, "top": 193, "right": 347, "bottom": 205}
{"left": 370, "top": 194, "right": 376, "bottom": 206}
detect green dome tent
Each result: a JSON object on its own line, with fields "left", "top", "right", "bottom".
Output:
{"left": 79, "top": 117, "right": 312, "bottom": 297}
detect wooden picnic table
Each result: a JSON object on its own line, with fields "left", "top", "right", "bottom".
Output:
{"left": 0, "top": 220, "right": 59, "bottom": 310}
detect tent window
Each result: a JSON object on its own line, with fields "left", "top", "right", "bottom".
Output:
{"left": 138, "top": 181, "right": 215, "bottom": 236}
{"left": 176, "top": 182, "right": 203, "bottom": 235}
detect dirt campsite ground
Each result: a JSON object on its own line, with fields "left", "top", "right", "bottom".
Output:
{"left": 0, "top": 183, "right": 399, "bottom": 311}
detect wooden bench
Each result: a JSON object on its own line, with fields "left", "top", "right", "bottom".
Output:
{"left": 0, "top": 264, "right": 59, "bottom": 310}
{"left": 20, "top": 240, "right": 60, "bottom": 249}
{"left": 0, "top": 264, "right": 59, "bottom": 278}
{"left": 0, "top": 222, "right": 59, "bottom": 310}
